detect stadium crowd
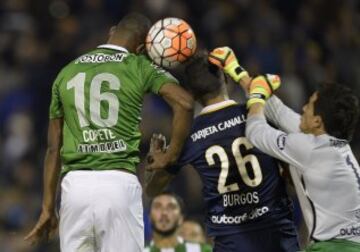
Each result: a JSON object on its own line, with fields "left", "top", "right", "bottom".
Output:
{"left": 0, "top": 0, "right": 359, "bottom": 251}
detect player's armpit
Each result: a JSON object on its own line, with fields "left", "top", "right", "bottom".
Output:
{"left": 246, "top": 115, "right": 311, "bottom": 172}
{"left": 159, "top": 83, "right": 194, "bottom": 112}
{"left": 157, "top": 83, "right": 194, "bottom": 165}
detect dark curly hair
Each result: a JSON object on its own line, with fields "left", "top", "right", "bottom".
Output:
{"left": 150, "top": 191, "right": 185, "bottom": 215}
{"left": 315, "top": 82, "right": 359, "bottom": 141}
{"left": 183, "top": 51, "right": 223, "bottom": 102}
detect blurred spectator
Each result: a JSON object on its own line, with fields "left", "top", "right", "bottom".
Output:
{"left": 179, "top": 218, "right": 208, "bottom": 244}
{"left": 145, "top": 192, "right": 212, "bottom": 251}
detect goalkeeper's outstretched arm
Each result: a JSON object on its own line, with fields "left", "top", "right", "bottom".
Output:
{"left": 208, "top": 46, "right": 301, "bottom": 133}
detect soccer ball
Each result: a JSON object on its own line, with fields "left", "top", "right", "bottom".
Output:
{"left": 146, "top": 17, "right": 197, "bottom": 69}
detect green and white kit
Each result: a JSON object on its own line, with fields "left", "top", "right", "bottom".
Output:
{"left": 144, "top": 237, "right": 212, "bottom": 252}
{"left": 49, "top": 44, "right": 178, "bottom": 175}
{"left": 51, "top": 44, "right": 178, "bottom": 252}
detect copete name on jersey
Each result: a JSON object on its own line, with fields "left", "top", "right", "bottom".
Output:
{"left": 77, "top": 129, "right": 127, "bottom": 153}
{"left": 191, "top": 115, "right": 246, "bottom": 142}
{"left": 75, "top": 53, "right": 127, "bottom": 64}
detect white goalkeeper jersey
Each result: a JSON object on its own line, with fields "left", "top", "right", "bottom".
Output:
{"left": 246, "top": 95, "right": 360, "bottom": 243}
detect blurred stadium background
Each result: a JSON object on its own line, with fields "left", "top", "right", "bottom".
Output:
{"left": 0, "top": 0, "right": 359, "bottom": 251}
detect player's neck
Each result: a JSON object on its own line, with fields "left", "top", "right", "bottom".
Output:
{"left": 107, "top": 37, "right": 135, "bottom": 53}
{"left": 202, "top": 95, "right": 227, "bottom": 107}
{"left": 152, "top": 233, "right": 179, "bottom": 248}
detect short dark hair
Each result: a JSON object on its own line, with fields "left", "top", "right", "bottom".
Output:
{"left": 315, "top": 82, "right": 359, "bottom": 141}
{"left": 116, "top": 12, "right": 151, "bottom": 42}
{"left": 150, "top": 191, "right": 185, "bottom": 214}
{"left": 183, "top": 52, "right": 222, "bottom": 101}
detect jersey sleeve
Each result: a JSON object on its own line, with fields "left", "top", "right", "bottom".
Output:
{"left": 49, "top": 75, "right": 64, "bottom": 119}
{"left": 246, "top": 114, "right": 312, "bottom": 173}
{"left": 264, "top": 95, "right": 301, "bottom": 133}
{"left": 139, "top": 56, "right": 179, "bottom": 94}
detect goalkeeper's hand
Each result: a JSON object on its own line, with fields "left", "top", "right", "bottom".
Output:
{"left": 247, "top": 74, "right": 281, "bottom": 108}
{"left": 208, "top": 47, "right": 249, "bottom": 82}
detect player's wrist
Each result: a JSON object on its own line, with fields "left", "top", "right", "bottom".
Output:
{"left": 224, "top": 61, "right": 249, "bottom": 82}
{"left": 164, "top": 147, "right": 179, "bottom": 165}
{"left": 247, "top": 96, "right": 266, "bottom": 108}
{"left": 239, "top": 76, "right": 252, "bottom": 94}
{"left": 246, "top": 75, "right": 274, "bottom": 108}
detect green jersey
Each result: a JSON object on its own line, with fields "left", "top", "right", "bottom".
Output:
{"left": 144, "top": 238, "right": 212, "bottom": 252}
{"left": 49, "top": 44, "right": 178, "bottom": 175}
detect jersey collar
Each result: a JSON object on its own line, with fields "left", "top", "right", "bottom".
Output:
{"left": 149, "top": 236, "right": 184, "bottom": 247}
{"left": 97, "top": 44, "right": 129, "bottom": 53}
{"left": 200, "top": 100, "right": 237, "bottom": 115}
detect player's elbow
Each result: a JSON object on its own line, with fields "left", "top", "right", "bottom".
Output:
{"left": 145, "top": 179, "right": 166, "bottom": 197}
{"left": 245, "top": 123, "right": 259, "bottom": 146}
{"left": 145, "top": 185, "right": 162, "bottom": 198}
{"left": 245, "top": 125, "right": 254, "bottom": 141}
{"left": 177, "top": 94, "right": 194, "bottom": 112}
{"left": 47, "top": 143, "right": 61, "bottom": 155}
{"left": 144, "top": 170, "right": 173, "bottom": 197}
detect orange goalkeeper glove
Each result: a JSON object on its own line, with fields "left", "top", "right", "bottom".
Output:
{"left": 247, "top": 74, "right": 281, "bottom": 108}
{"left": 208, "top": 47, "right": 249, "bottom": 82}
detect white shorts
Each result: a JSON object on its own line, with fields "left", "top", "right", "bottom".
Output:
{"left": 59, "top": 170, "right": 144, "bottom": 252}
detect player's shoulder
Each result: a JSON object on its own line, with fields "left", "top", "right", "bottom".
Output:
{"left": 228, "top": 102, "right": 247, "bottom": 114}
{"left": 53, "top": 61, "right": 74, "bottom": 83}
{"left": 135, "top": 54, "right": 168, "bottom": 72}
{"left": 143, "top": 245, "right": 158, "bottom": 252}
{"left": 286, "top": 132, "right": 320, "bottom": 147}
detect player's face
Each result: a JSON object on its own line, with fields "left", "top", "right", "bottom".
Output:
{"left": 179, "top": 221, "right": 205, "bottom": 243}
{"left": 300, "top": 92, "right": 321, "bottom": 133}
{"left": 150, "top": 195, "right": 183, "bottom": 236}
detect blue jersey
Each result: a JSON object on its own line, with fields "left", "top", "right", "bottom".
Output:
{"left": 168, "top": 101, "right": 292, "bottom": 237}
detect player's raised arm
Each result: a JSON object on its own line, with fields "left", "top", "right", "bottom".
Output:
{"left": 208, "top": 46, "right": 251, "bottom": 93}
{"left": 147, "top": 84, "right": 194, "bottom": 170}
{"left": 208, "top": 47, "right": 301, "bottom": 133}
{"left": 264, "top": 96, "right": 302, "bottom": 133}
{"left": 244, "top": 76, "right": 312, "bottom": 169}
{"left": 25, "top": 118, "right": 63, "bottom": 244}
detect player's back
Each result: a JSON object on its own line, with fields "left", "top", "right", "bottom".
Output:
{"left": 50, "top": 45, "right": 176, "bottom": 175}
{"left": 172, "top": 101, "right": 294, "bottom": 237}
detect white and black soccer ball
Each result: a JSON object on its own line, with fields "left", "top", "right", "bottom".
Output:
{"left": 145, "top": 17, "right": 197, "bottom": 69}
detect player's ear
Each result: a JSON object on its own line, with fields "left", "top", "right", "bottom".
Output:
{"left": 109, "top": 26, "right": 116, "bottom": 37}
{"left": 136, "top": 43, "right": 146, "bottom": 55}
{"left": 313, "top": 115, "right": 324, "bottom": 130}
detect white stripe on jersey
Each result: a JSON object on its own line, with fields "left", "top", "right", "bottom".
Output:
{"left": 185, "top": 243, "right": 201, "bottom": 252}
